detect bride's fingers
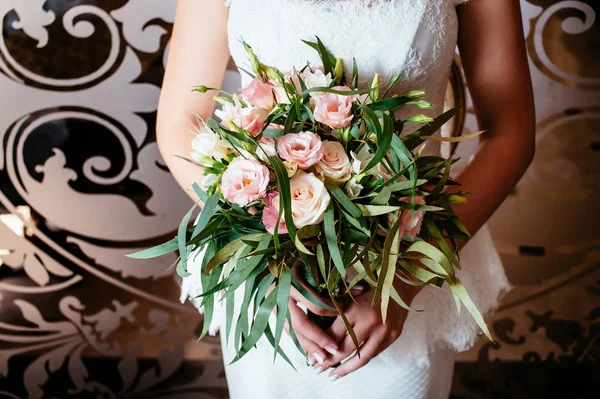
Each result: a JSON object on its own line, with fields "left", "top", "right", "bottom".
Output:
{"left": 290, "top": 287, "right": 338, "bottom": 317}
{"left": 288, "top": 298, "right": 339, "bottom": 355}
{"left": 314, "top": 324, "right": 367, "bottom": 372}
{"left": 326, "top": 316, "right": 350, "bottom": 342}
{"left": 293, "top": 330, "right": 328, "bottom": 366}
{"left": 328, "top": 329, "right": 385, "bottom": 380}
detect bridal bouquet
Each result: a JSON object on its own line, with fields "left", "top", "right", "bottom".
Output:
{"left": 131, "top": 39, "right": 490, "bottom": 366}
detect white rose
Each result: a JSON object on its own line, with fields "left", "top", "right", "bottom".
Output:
{"left": 200, "top": 173, "right": 217, "bottom": 189}
{"left": 191, "top": 122, "right": 231, "bottom": 161}
{"left": 350, "top": 146, "right": 373, "bottom": 174}
{"left": 344, "top": 176, "right": 363, "bottom": 199}
{"left": 256, "top": 140, "right": 277, "bottom": 163}
{"left": 274, "top": 171, "right": 330, "bottom": 228}
{"left": 304, "top": 69, "right": 334, "bottom": 98}
{"left": 350, "top": 146, "right": 396, "bottom": 181}
{"left": 313, "top": 141, "right": 352, "bottom": 185}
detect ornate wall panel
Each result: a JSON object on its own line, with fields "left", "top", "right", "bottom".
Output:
{"left": 0, "top": 0, "right": 597, "bottom": 398}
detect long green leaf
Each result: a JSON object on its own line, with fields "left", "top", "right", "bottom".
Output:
{"left": 177, "top": 204, "right": 196, "bottom": 277}
{"left": 291, "top": 277, "right": 335, "bottom": 311}
{"left": 231, "top": 288, "right": 278, "bottom": 363}
{"left": 327, "top": 184, "right": 365, "bottom": 224}
{"left": 373, "top": 217, "right": 401, "bottom": 323}
{"left": 193, "top": 194, "right": 220, "bottom": 239}
{"left": 127, "top": 237, "right": 178, "bottom": 259}
{"left": 273, "top": 266, "right": 292, "bottom": 361}
{"left": 357, "top": 204, "right": 399, "bottom": 217}
{"left": 449, "top": 278, "right": 493, "bottom": 341}
{"left": 324, "top": 202, "right": 346, "bottom": 277}
{"left": 205, "top": 233, "right": 264, "bottom": 275}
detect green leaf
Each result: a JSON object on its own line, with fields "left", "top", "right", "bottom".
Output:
{"left": 417, "top": 108, "right": 458, "bottom": 137}
{"left": 449, "top": 278, "right": 493, "bottom": 341}
{"left": 193, "top": 194, "right": 220, "bottom": 239}
{"left": 286, "top": 311, "right": 306, "bottom": 360}
{"left": 382, "top": 71, "right": 403, "bottom": 99}
{"left": 263, "top": 128, "right": 285, "bottom": 138}
{"left": 294, "top": 235, "right": 314, "bottom": 255}
{"left": 264, "top": 325, "right": 297, "bottom": 370}
{"left": 406, "top": 241, "right": 455, "bottom": 279}
{"left": 301, "top": 86, "right": 369, "bottom": 96}
{"left": 273, "top": 266, "right": 292, "bottom": 361}
{"left": 367, "top": 95, "right": 411, "bottom": 112}
{"left": 356, "top": 204, "right": 399, "bottom": 217}
{"left": 192, "top": 183, "right": 209, "bottom": 203}
{"left": 127, "top": 237, "right": 178, "bottom": 259}
{"left": 231, "top": 288, "right": 278, "bottom": 363}
{"left": 329, "top": 292, "right": 360, "bottom": 355}
{"left": 291, "top": 277, "right": 335, "bottom": 311}
{"left": 316, "top": 244, "right": 327, "bottom": 281}
{"left": 177, "top": 204, "right": 196, "bottom": 277}
{"left": 205, "top": 233, "right": 264, "bottom": 275}
{"left": 370, "top": 186, "right": 392, "bottom": 205}
{"left": 373, "top": 217, "right": 401, "bottom": 323}
{"left": 390, "top": 134, "right": 417, "bottom": 184}
{"left": 324, "top": 202, "right": 346, "bottom": 277}
{"left": 387, "top": 179, "right": 428, "bottom": 192}
{"left": 326, "top": 184, "right": 365, "bottom": 224}
{"left": 421, "top": 129, "right": 485, "bottom": 142}
{"left": 225, "top": 287, "right": 235, "bottom": 343}
{"left": 398, "top": 260, "right": 444, "bottom": 285}
{"left": 352, "top": 57, "right": 359, "bottom": 89}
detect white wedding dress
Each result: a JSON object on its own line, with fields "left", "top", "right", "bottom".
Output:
{"left": 181, "top": 0, "right": 511, "bottom": 398}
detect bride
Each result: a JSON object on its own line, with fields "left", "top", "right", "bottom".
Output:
{"left": 157, "top": 0, "right": 535, "bottom": 398}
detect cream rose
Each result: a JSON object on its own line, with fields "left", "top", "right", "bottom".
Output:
{"left": 313, "top": 141, "right": 352, "bottom": 185}
{"left": 271, "top": 171, "right": 330, "bottom": 228}
{"left": 191, "top": 122, "right": 231, "bottom": 161}
{"left": 304, "top": 69, "right": 333, "bottom": 98}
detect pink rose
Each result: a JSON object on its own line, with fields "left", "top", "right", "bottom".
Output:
{"left": 313, "top": 85, "right": 357, "bottom": 129}
{"left": 214, "top": 97, "right": 268, "bottom": 136}
{"left": 261, "top": 190, "right": 288, "bottom": 234}
{"left": 277, "top": 131, "right": 323, "bottom": 170}
{"left": 240, "top": 78, "right": 276, "bottom": 110}
{"left": 397, "top": 196, "right": 426, "bottom": 240}
{"left": 221, "top": 157, "right": 270, "bottom": 207}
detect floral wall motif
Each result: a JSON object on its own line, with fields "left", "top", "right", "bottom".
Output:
{"left": 0, "top": 0, "right": 597, "bottom": 397}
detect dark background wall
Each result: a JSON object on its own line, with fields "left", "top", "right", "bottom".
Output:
{"left": 0, "top": 1, "right": 598, "bottom": 398}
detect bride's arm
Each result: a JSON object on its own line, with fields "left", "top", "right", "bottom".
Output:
{"left": 316, "top": 0, "right": 536, "bottom": 380}
{"left": 157, "top": 0, "right": 231, "bottom": 202}
{"left": 452, "top": 0, "right": 536, "bottom": 238}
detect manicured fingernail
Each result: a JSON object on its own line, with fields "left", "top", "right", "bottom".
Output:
{"left": 313, "top": 353, "right": 324, "bottom": 364}
{"left": 329, "top": 374, "right": 339, "bottom": 382}
{"left": 307, "top": 355, "right": 315, "bottom": 366}
{"left": 315, "top": 367, "right": 323, "bottom": 374}
{"left": 325, "top": 345, "right": 338, "bottom": 355}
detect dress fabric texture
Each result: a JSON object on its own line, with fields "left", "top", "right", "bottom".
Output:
{"left": 181, "top": 0, "right": 511, "bottom": 398}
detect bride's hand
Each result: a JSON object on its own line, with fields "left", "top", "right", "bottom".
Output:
{"left": 273, "top": 262, "right": 339, "bottom": 365}
{"left": 284, "top": 286, "right": 339, "bottom": 365}
{"left": 313, "top": 282, "right": 421, "bottom": 380}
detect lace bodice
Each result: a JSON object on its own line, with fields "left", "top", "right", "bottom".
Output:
{"left": 227, "top": 0, "right": 469, "bottom": 155}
